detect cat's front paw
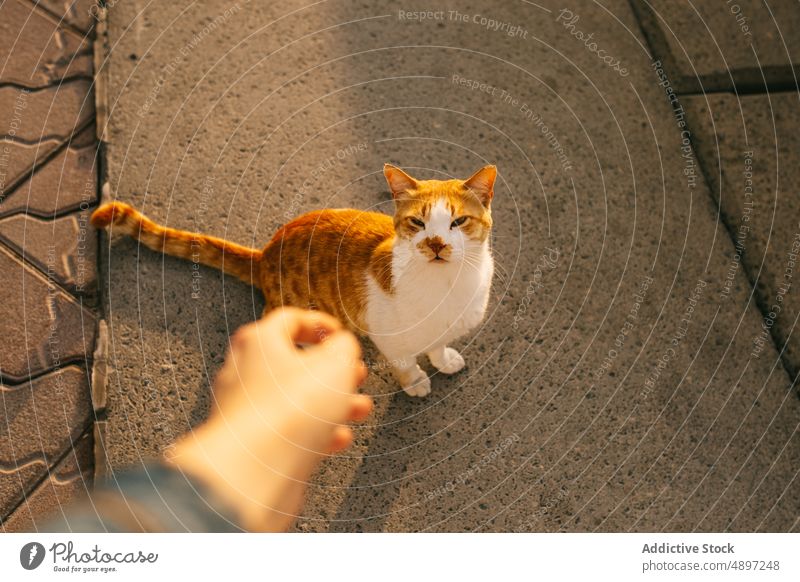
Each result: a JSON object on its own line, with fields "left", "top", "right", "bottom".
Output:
{"left": 431, "top": 347, "right": 465, "bottom": 375}
{"left": 400, "top": 365, "right": 431, "bottom": 397}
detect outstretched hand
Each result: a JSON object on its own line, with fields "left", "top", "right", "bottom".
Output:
{"left": 166, "top": 307, "right": 371, "bottom": 531}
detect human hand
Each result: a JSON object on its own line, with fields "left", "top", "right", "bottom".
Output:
{"left": 166, "top": 307, "right": 371, "bottom": 531}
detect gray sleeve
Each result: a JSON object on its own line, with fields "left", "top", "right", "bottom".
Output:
{"left": 43, "top": 462, "right": 245, "bottom": 532}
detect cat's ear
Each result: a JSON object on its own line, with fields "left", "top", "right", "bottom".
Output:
{"left": 383, "top": 164, "right": 418, "bottom": 199}
{"left": 463, "top": 165, "right": 497, "bottom": 206}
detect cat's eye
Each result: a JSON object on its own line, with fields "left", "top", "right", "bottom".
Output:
{"left": 409, "top": 217, "right": 426, "bottom": 228}
{"left": 450, "top": 216, "right": 469, "bottom": 229}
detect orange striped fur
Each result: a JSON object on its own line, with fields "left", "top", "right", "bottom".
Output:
{"left": 90, "top": 202, "right": 262, "bottom": 285}
{"left": 90, "top": 164, "right": 496, "bottom": 336}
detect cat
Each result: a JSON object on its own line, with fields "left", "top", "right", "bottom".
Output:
{"left": 90, "top": 164, "right": 496, "bottom": 397}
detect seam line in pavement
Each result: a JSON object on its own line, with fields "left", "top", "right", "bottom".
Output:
{"left": 0, "top": 119, "right": 97, "bottom": 208}
{"left": 682, "top": 114, "right": 800, "bottom": 387}
{"left": 677, "top": 83, "right": 800, "bottom": 98}
{"left": 0, "top": 354, "right": 95, "bottom": 387}
{"left": 630, "top": 0, "right": 800, "bottom": 388}
{"left": 0, "top": 75, "right": 95, "bottom": 91}
{"left": 0, "top": 423, "right": 94, "bottom": 524}
{"left": 19, "top": 0, "right": 96, "bottom": 39}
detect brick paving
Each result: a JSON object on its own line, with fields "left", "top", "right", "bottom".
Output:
{"left": 0, "top": 0, "right": 99, "bottom": 531}
{"left": 0, "top": 0, "right": 94, "bottom": 88}
{"left": 2, "top": 431, "right": 94, "bottom": 532}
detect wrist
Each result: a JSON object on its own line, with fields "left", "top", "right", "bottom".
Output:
{"left": 165, "top": 418, "right": 296, "bottom": 532}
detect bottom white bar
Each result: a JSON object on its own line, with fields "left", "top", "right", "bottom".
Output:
{"left": 1, "top": 533, "right": 797, "bottom": 580}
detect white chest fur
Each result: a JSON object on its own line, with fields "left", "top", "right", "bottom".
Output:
{"left": 365, "top": 241, "right": 493, "bottom": 359}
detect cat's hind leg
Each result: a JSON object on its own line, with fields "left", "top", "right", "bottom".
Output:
{"left": 427, "top": 345, "right": 465, "bottom": 375}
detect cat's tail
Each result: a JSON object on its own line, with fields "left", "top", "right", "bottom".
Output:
{"left": 91, "top": 201, "right": 261, "bottom": 285}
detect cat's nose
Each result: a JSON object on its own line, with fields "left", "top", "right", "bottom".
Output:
{"left": 426, "top": 238, "right": 446, "bottom": 255}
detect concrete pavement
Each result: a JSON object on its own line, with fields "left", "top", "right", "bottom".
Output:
{"left": 9, "top": 0, "right": 796, "bottom": 531}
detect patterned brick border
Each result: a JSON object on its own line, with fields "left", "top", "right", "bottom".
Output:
{"left": 0, "top": 0, "right": 104, "bottom": 531}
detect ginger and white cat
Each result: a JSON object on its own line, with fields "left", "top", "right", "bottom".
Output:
{"left": 90, "top": 164, "right": 496, "bottom": 397}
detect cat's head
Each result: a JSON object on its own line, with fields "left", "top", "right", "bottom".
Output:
{"left": 383, "top": 164, "right": 496, "bottom": 264}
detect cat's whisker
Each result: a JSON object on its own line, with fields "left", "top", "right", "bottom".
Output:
{"left": 460, "top": 256, "right": 488, "bottom": 276}
{"left": 492, "top": 259, "right": 511, "bottom": 280}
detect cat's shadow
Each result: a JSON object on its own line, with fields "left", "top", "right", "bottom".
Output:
{"left": 327, "top": 345, "right": 444, "bottom": 532}
{"left": 103, "top": 240, "right": 264, "bottom": 442}
{"left": 328, "top": 392, "right": 419, "bottom": 532}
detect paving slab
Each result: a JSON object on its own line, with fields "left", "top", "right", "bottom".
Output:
{"left": 684, "top": 92, "right": 800, "bottom": 382}
{"left": 102, "top": 0, "right": 799, "bottom": 531}
{"left": 0, "top": 80, "right": 95, "bottom": 144}
{"left": 2, "top": 430, "right": 93, "bottom": 531}
{"left": 0, "top": 0, "right": 93, "bottom": 88}
{"left": 0, "top": 129, "right": 98, "bottom": 219}
{"left": 0, "top": 461, "right": 43, "bottom": 523}
{"left": 2, "top": 139, "right": 63, "bottom": 199}
{"left": 0, "top": 366, "right": 92, "bottom": 517}
{"left": 0, "top": 121, "right": 95, "bottom": 195}
{"left": 33, "top": 0, "right": 98, "bottom": 35}
{"left": 632, "top": 0, "right": 800, "bottom": 93}
{"left": 0, "top": 245, "right": 96, "bottom": 382}
{"left": 0, "top": 208, "right": 97, "bottom": 297}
